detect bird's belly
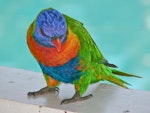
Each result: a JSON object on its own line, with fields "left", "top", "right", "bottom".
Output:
{"left": 39, "top": 57, "right": 82, "bottom": 83}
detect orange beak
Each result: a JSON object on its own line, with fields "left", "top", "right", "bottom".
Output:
{"left": 52, "top": 38, "right": 62, "bottom": 52}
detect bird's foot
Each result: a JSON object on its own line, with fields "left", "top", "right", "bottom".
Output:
{"left": 61, "top": 91, "right": 93, "bottom": 105}
{"left": 27, "top": 86, "right": 59, "bottom": 97}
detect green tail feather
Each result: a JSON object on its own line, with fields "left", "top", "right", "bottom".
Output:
{"left": 103, "top": 69, "right": 141, "bottom": 88}
{"left": 104, "top": 74, "right": 130, "bottom": 88}
{"left": 112, "top": 69, "right": 142, "bottom": 78}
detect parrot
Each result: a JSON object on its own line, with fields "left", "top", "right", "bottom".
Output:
{"left": 26, "top": 7, "right": 141, "bottom": 104}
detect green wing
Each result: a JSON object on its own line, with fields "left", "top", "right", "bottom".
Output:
{"left": 63, "top": 14, "right": 117, "bottom": 68}
{"left": 63, "top": 14, "right": 141, "bottom": 96}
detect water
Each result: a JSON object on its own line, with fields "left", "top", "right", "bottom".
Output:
{"left": 0, "top": 0, "right": 150, "bottom": 91}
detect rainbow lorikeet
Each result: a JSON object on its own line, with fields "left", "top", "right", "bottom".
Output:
{"left": 27, "top": 8, "right": 141, "bottom": 104}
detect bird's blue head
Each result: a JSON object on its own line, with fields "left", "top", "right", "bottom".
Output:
{"left": 33, "top": 8, "right": 67, "bottom": 52}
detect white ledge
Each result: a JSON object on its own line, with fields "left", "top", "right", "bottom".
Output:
{"left": 0, "top": 66, "right": 150, "bottom": 113}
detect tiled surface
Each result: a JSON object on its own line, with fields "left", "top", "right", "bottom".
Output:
{"left": 0, "top": 66, "right": 150, "bottom": 113}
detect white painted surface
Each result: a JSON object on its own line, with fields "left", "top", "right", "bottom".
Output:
{"left": 0, "top": 66, "right": 150, "bottom": 113}
{"left": 0, "top": 98, "right": 75, "bottom": 113}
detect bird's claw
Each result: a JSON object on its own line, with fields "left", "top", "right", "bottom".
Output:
{"left": 61, "top": 92, "right": 93, "bottom": 105}
{"left": 28, "top": 86, "right": 59, "bottom": 97}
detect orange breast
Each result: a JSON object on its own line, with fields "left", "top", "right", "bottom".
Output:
{"left": 27, "top": 26, "right": 80, "bottom": 67}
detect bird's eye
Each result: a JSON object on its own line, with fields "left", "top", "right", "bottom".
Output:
{"left": 59, "top": 35, "right": 63, "bottom": 39}
{"left": 52, "top": 36, "right": 63, "bottom": 40}
{"left": 40, "top": 28, "right": 50, "bottom": 37}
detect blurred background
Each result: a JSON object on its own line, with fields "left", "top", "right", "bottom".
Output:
{"left": 0, "top": 0, "right": 150, "bottom": 91}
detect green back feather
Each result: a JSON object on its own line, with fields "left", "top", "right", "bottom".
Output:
{"left": 63, "top": 14, "right": 105, "bottom": 63}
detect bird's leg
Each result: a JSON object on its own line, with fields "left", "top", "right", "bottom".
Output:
{"left": 28, "top": 74, "right": 60, "bottom": 97}
{"left": 61, "top": 91, "right": 93, "bottom": 105}
{"left": 28, "top": 86, "right": 59, "bottom": 96}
